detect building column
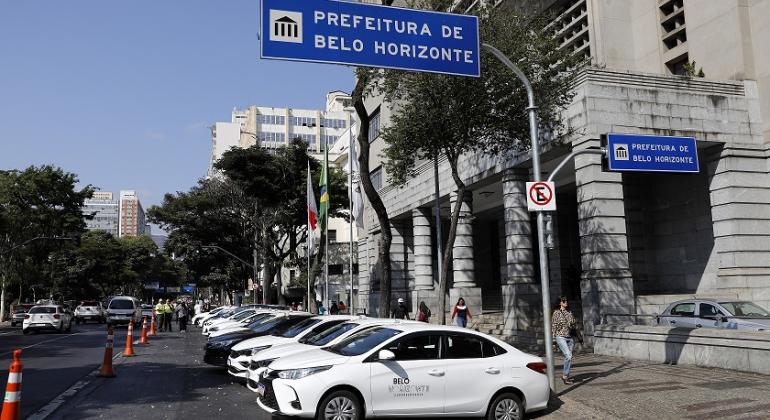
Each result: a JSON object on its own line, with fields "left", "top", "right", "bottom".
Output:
{"left": 389, "top": 221, "right": 411, "bottom": 307}
{"left": 449, "top": 190, "right": 482, "bottom": 313}
{"left": 501, "top": 169, "right": 539, "bottom": 348}
{"left": 412, "top": 208, "right": 437, "bottom": 314}
{"left": 574, "top": 138, "right": 634, "bottom": 342}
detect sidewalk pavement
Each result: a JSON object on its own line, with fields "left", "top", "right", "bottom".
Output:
{"left": 40, "top": 325, "right": 770, "bottom": 419}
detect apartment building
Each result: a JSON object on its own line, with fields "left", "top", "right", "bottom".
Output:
{"left": 119, "top": 190, "right": 147, "bottom": 237}
{"left": 355, "top": 0, "right": 770, "bottom": 348}
{"left": 82, "top": 191, "right": 120, "bottom": 236}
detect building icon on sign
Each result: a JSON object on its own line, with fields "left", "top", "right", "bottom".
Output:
{"left": 269, "top": 10, "right": 303, "bottom": 43}
{"left": 613, "top": 144, "right": 629, "bottom": 161}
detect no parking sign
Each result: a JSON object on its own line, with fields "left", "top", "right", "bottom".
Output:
{"left": 526, "top": 181, "right": 556, "bottom": 211}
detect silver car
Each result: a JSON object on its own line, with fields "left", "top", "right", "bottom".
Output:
{"left": 658, "top": 299, "right": 770, "bottom": 332}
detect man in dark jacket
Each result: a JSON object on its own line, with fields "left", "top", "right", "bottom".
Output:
{"left": 392, "top": 298, "right": 409, "bottom": 320}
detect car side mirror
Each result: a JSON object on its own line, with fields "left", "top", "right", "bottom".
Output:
{"left": 378, "top": 350, "right": 396, "bottom": 361}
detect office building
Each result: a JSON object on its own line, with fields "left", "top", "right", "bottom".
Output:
{"left": 82, "top": 192, "right": 119, "bottom": 236}
{"left": 119, "top": 190, "right": 147, "bottom": 237}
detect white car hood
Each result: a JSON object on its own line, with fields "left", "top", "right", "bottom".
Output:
{"left": 232, "top": 335, "right": 293, "bottom": 352}
{"left": 269, "top": 348, "right": 350, "bottom": 370}
{"left": 251, "top": 342, "right": 314, "bottom": 362}
{"left": 211, "top": 320, "right": 246, "bottom": 331}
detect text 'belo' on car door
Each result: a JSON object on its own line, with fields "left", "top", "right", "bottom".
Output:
{"left": 444, "top": 333, "right": 506, "bottom": 414}
{"left": 369, "top": 333, "right": 445, "bottom": 416}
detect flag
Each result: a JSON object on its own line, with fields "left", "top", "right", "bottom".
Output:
{"left": 319, "top": 148, "right": 329, "bottom": 231}
{"left": 307, "top": 164, "right": 318, "bottom": 256}
{"left": 348, "top": 136, "right": 365, "bottom": 230}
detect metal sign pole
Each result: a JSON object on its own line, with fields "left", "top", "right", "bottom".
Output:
{"left": 482, "top": 43, "right": 555, "bottom": 390}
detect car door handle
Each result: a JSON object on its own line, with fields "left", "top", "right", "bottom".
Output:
{"left": 485, "top": 368, "right": 501, "bottom": 375}
{"left": 428, "top": 369, "right": 445, "bottom": 377}
{"left": 669, "top": 320, "right": 676, "bottom": 324}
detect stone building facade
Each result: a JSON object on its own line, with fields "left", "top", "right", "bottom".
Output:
{"left": 354, "top": 0, "right": 770, "bottom": 348}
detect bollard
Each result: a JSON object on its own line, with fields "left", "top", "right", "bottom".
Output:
{"left": 123, "top": 320, "right": 136, "bottom": 357}
{"left": 1, "top": 349, "right": 23, "bottom": 420}
{"left": 97, "top": 325, "right": 116, "bottom": 378}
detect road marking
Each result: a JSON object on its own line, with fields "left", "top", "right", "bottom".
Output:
{"left": 0, "top": 331, "right": 89, "bottom": 358}
{"left": 26, "top": 350, "right": 124, "bottom": 420}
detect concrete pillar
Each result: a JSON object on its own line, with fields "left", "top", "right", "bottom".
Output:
{"left": 574, "top": 138, "right": 635, "bottom": 342}
{"left": 449, "top": 190, "right": 481, "bottom": 313}
{"left": 389, "top": 221, "right": 411, "bottom": 307}
{"left": 501, "top": 169, "right": 539, "bottom": 348}
{"left": 412, "top": 208, "right": 438, "bottom": 314}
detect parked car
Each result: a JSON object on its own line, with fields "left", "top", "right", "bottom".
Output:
{"left": 105, "top": 296, "right": 142, "bottom": 326}
{"left": 658, "top": 299, "right": 770, "bottom": 331}
{"left": 74, "top": 301, "right": 106, "bottom": 324}
{"left": 22, "top": 304, "right": 73, "bottom": 334}
{"left": 141, "top": 304, "right": 155, "bottom": 320}
{"left": 10, "top": 304, "right": 34, "bottom": 327}
{"left": 193, "top": 306, "right": 224, "bottom": 326}
{"left": 254, "top": 323, "right": 550, "bottom": 420}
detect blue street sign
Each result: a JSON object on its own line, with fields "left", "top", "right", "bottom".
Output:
{"left": 260, "top": 0, "right": 480, "bottom": 77}
{"left": 606, "top": 133, "right": 699, "bottom": 173}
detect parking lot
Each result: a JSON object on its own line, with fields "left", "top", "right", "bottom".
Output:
{"left": 7, "top": 319, "right": 767, "bottom": 420}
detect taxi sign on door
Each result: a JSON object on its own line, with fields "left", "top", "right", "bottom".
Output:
{"left": 526, "top": 181, "right": 556, "bottom": 211}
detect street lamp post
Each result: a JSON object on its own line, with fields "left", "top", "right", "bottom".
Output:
{"left": 481, "top": 43, "right": 556, "bottom": 390}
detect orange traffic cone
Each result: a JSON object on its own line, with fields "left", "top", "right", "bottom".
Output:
{"left": 148, "top": 315, "right": 157, "bottom": 336}
{"left": 138, "top": 317, "right": 149, "bottom": 345}
{"left": 1, "top": 349, "right": 22, "bottom": 420}
{"left": 97, "top": 325, "right": 116, "bottom": 378}
{"left": 123, "top": 320, "right": 136, "bottom": 357}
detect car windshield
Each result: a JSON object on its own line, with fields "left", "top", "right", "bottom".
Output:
{"left": 81, "top": 301, "right": 100, "bottom": 307}
{"left": 720, "top": 302, "right": 770, "bottom": 318}
{"left": 275, "top": 318, "right": 322, "bottom": 338}
{"left": 325, "top": 327, "right": 400, "bottom": 356}
{"left": 301, "top": 322, "right": 361, "bottom": 346}
{"left": 109, "top": 300, "right": 134, "bottom": 310}
{"left": 141, "top": 305, "right": 153, "bottom": 309}
{"left": 243, "top": 313, "right": 272, "bottom": 327}
{"left": 231, "top": 310, "right": 255, "bottom": 321}
{"left": 29, "top": 307, "right": 57, "bottom": 314}
{"left": 252, "top": 316, "right": 308, "bottom": 334}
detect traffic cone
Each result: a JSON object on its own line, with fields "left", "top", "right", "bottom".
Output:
{"left": 97, "top": 325, "right": 116, "bottom": 378}
{"left": 1, "top": 349, "right": 22, "bottom": 420}
{"left": 138, "top": 317, "right": 149, "bottom": 345}
{"left": 123, "top": 320, "right": 136, "bottom": 357}
{"left": 148, "top": 315, "right": 157, "bottom": 337}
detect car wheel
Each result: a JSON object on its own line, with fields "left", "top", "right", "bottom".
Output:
{"left": 487, "top": 392, "right": 524, "bottom": 420}
{"left": 316, "top": 390, "right": 362, "bottom": 420}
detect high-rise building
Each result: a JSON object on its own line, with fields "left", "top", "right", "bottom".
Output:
{"left": 82, "top": 192, "right": 119, "bottom": 236}
{"left": 207, "top": 122, "right": 241, "bottom": 178}
{"left": 119, "top": 190, "right": 147, "bottom": 237}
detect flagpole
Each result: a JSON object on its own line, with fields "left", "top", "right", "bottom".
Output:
{"left": 307, "top": 161, "right": 312, "bottom": 312}
{"left": 348, "top": 136, "right": 355, "bottom": 315}
{"left": 324, "top": 144, "right": 329, "bottom": 314}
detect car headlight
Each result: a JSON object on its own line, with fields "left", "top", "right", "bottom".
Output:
{"left": 209, "top": 339, "right": 238, "bottom": 349}
{"left": 277, "top": 365, "right": 332, "bottom": 380}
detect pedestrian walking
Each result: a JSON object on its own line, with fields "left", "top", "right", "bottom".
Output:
{"left": 176, "top": 301, "right": 189, "bottom": 332}
{"left": 392, "top": 298, "right": 409, "bottom": 320}
{"left": 416, "top": 301, "right": 431, "bottom": 323}
{"left": 451, "top": 297, "right": 472, "bottom": 327}
{"left": 552, "top": 296, "right": 576, "bottom": 384}
{"left": 318, "top": 301, "right": 326, "bottom": 315}
{"left": 337, "top": 301, "right": 346, "bottom": 314}
{"left": 155, "top": 299, "right": 166, "bottom": 332}
{"left": 329, "top": 301, "right": 339, "bottom": 315}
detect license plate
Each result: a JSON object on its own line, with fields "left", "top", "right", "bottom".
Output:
{"left": 256, "top": 383, "right": 265, "bottom": 396}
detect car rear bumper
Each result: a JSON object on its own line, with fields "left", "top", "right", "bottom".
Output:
{"left": 24, "top": 322, "right": 62, "bottom": 331}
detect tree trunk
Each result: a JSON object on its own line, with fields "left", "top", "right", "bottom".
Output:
{"left": 275, "top": 259, "right": 285, "bottom": 306}
{"left": 439, "top": 155, "right": 466, "bottom": 325}
{"left": 0, "top": 278, "right": 6, "bottom": 323}
{"left": 353, "top": 73, "right": 393, "bottom": 319}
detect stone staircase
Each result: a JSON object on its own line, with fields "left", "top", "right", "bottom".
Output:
{"left": 468, "top": 311, "right": 506, "bottom": 337}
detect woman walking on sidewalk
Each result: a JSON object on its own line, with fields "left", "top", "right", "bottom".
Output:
{"left": 552, "top": 296, "right": 577, "bottom": 384}
{"left": 450, "top": 297, "right": 472, "bottom": 327}
{"left": 417, "top": 301, "right": 431, "bottom": 323}
{"left": 176, "top": 301, "right": 189, "bottom": 332}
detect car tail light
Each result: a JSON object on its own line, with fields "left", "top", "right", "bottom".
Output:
{"left": 53, "top": 314, "right": 61, "bottom": 320}
{"left": 24, "top": 315, "right": 30, "bottom": 319}
{"left": 526, "top": 362, "right": 547, "bottom": 374}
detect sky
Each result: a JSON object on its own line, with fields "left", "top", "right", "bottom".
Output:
{"left": 0, "top": 1, "right": 355, "bottom": 234}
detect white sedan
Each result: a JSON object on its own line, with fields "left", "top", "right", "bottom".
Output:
{"left": 255, "top": 323, "right": 549, "bottom": 420}
{"left": 228, "top": 315, "right": 356, "bottom": 378}
{"left": 202, "top": 308, "right": 258, "bottom": 334}
{"left": 206, "top": 311, "right": 276, "bottom": 336}
{"left": 193, "top": 306, "right": 226, "bottom": 326}
{"left": 23, "top": 305, "right": 74, "bottom": 334}
{"left": 245, "top": 317, "right": 422, "bottom": 393}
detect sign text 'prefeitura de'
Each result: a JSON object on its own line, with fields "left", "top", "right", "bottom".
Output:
{"left": 260, "top": 0, "right": 481, "bottom": 77}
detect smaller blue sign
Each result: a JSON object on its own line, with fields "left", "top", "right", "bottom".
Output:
{"left": 260, "top": 0, "right": 480, "bottom": 77}
{"left": 606, "top": 133, "right": 699, "bottom": 173}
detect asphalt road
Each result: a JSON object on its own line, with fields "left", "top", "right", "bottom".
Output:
{"left": 0, "top": 322, "right": 122, "bottom": 418}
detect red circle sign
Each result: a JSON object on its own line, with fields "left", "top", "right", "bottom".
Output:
{"left": 529, "top": 182, "right": 553, "bottom": 206}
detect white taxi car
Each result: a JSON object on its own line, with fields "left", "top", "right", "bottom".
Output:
{"left": 202, "top": 307, "right": 258, "bottom": 335}
{"left": 205, "top": 310, "right": 273, "bottom": 336}
{"left": 228, "top": 315, "right": 356, "bottom": 378}
{"left": 245, "top": 318, "right": 422, "bottom": 393}
{"left": 255, "top": 324, "right": 549, "bottom": 420}
{"left": 193, "top": 306, "right": 228, "bottom": 327}
{"left": 23, "top": 304, "right": 74, "bottom": 334}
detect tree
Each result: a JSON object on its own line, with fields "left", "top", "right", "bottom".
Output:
{"left": 374, "top": 7, "right": 582, "bottom": 323}
{"left": 0, "top": 166, "right": 92, "bottom": 320}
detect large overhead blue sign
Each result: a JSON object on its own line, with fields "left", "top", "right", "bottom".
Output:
{"left": 260, "top": 0, "right": 480, "bottom": 77}
{"left": 606, "top": 133, "right": 699, "bottom": 173}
